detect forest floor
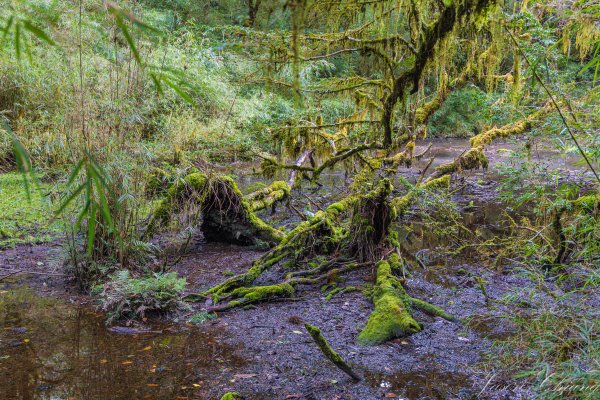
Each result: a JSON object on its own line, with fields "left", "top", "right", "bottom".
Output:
{"left": 0, "top": 138, "right": 597, "bottom": 400}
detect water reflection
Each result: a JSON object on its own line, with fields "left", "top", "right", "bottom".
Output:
{"left": 0, "top": 287, "right": 246, "bottom": 400}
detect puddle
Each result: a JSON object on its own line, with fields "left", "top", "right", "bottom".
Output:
{"left": 365, "top": 369, "right": 474, "bottom": 399}
{"left": 0, "top": 287, "right": 247, "bottom": 400}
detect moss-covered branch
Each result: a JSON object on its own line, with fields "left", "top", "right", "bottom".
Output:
{"left": 427, "top": 105, "right": 551, "bottom": 181}
{"left": 305, "top": 323, "right": 361, "bottom": 381}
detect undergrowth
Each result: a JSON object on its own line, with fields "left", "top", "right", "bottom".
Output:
{"left": 93, "top": 270, "right": 187, "bottom": 324}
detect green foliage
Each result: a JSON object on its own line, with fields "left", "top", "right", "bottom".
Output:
{"left": 0, "top": 172, "right": 61, "bottom": 247}
{"left": 189, "top": 311, "right": 217, "bottom": 325}
{"left": 428, "top": 86, "right": 497, "bottom": 137}
{"left": 491, "top": 271, "right": 599, "bottom": 400}
{"left": 94, "top": 270, "right": 187, "bottom": 323}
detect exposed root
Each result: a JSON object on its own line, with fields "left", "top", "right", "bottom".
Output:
{"left": 145, "top": 172, "right": 285, "bottom": 245}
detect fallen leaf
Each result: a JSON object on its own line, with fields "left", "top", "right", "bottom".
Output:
{"left": 284, "top": 395, "right": 302, "bottom": 399}
{"left": 23, "top": 339, "right": 30, "bottom": 343}
{"left": 147, "top": 384, "right": 159, "bottom": 387}
{"left": 385, "top": 393, "right": 398, "bottom": 398}
{"left": 140, "top": 346, "right": 152, "bottom": 351}
{"left": 121, "top": 361, "right": 133, "bottom": 365}
{"left": 192, "top": 383, "right": 201, "bottom": 387}
{"left": 99, "top": 359, "right": 108, "bottom": 364}
{"left": 292, "top": 330, "right": 303, "bottom": 335}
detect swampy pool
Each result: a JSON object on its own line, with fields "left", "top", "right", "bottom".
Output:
{"left": 0, "top": 287, "right": 246, "bottom": 400}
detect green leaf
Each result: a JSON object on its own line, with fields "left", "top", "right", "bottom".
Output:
{"left": 55, "top": 183, "right": 85, "bottom": 217}
{"left": 115, "top": 15, "right": 141, "bottom": 65}
{"left": 163, "top": 76, "right": 194, "bottom": 104}
{"left": 0, "top": 16, "right": 14, "bottom": 47}
{"left": 67, "top": 159, "right": 85, "bottom": 187}
{"left": 21, "top": 20, "right": 55, "bottom": 46}
{"left": 87, "top": 204, "right": 97, "bottom": 256}
{"left": 14, "top": 21, "right": 21, "bottom": 59}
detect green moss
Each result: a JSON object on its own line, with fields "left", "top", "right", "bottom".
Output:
{"left": 230, "top": 282, "right": 295, "bottom": 304}
{"left": 571, "top": 194, "right": 599, "bottom": 213}
{"left": 247, "top": 180, "right": 290, "bottom": 212}
{"left": 304, "top": 323, "right": 361, "bottom": 381}
{"left": 220, "top": 392, "right": 241, "bottom": 400}
{"left": 408, "top": 298, "right": 456, "bottom": 321}
{"left": 357, "top": 259, "right": 421, "bottom": 345}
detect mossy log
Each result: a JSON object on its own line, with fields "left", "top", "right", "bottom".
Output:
{"left": 357, "top": 255, "right": 421, "bottom": 345}
{"left": 305, "top": 323, "right": 361, "bottom": 381}
{"left": 145, "top": 172, "right": 284, "bottom": 245}
{"left": 204, "top": 180, "right": 393, "bottom": 302}
{"left": 358, "top": 253, "right": 455, "bottom": 345}
{"left": 427, "top": 105, "right": 551, "bottom": 181}
{"left": 245, "top": 180, "right": 291, "bottom": 212}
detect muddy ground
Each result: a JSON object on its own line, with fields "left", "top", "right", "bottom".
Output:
{"left": 0, "top": 138, "right": 597, "bottom": 400}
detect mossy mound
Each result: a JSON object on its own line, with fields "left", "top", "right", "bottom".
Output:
{"left": 146, "top": 172, "right": 285, "bottom": 246}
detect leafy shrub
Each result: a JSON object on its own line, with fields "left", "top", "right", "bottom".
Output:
{"left": 189, "top": 311, "right": 217, "bottom": 325}
{"left": 94, "top": 270, "right": 187, "bottom": 323}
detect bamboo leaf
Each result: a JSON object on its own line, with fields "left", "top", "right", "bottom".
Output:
{"left": 163, "top": 76, "right": 194, "bottom": 104}
{"left": 55, "top": 183, "right": 85, "bottom": 217}
{"left": 14, "top": 21, "right": 21, "bottom": 59}
{"left": 67, "top": 159, "right": 85, "bottom": 187}
{"left": 1, "top": 16, "right": 14, "bottom": 47}
{"left": 87, "top": 204, "right": 97, "bottom": 256}
{"left": 21, "top": 20, "right": 55, "bottom": 46}
{"left": 115, "top": 15, "right": 141, "bottom": 65}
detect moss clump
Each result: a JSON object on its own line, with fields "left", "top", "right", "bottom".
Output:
{"left": 571, "top": 194, "right": 599, "bottom": 213}
{"left": 146, "top": 172, "right": 283, "bottom": 245}
{"left": 220, "top": 392, "right": 241, "bottom": 400}
{"left": 229, "top": 282, "right": 294, "bottom": 304}
{"left": 358, "top": 258, "right": 421, "bottom": 345}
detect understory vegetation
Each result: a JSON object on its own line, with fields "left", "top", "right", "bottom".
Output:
{"left": 1, "top": 0, "right": 599, "bottom": 398}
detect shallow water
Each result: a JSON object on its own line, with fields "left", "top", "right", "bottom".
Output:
{"left": 0, "top": 287, "right": 246, "bottom": 400}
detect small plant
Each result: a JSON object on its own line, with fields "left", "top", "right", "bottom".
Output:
{"left": 94, "top": 270, "right": 187, "bottom": 323}
{"left": 189, "top": 311, "right": 217, "bottom": 325}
